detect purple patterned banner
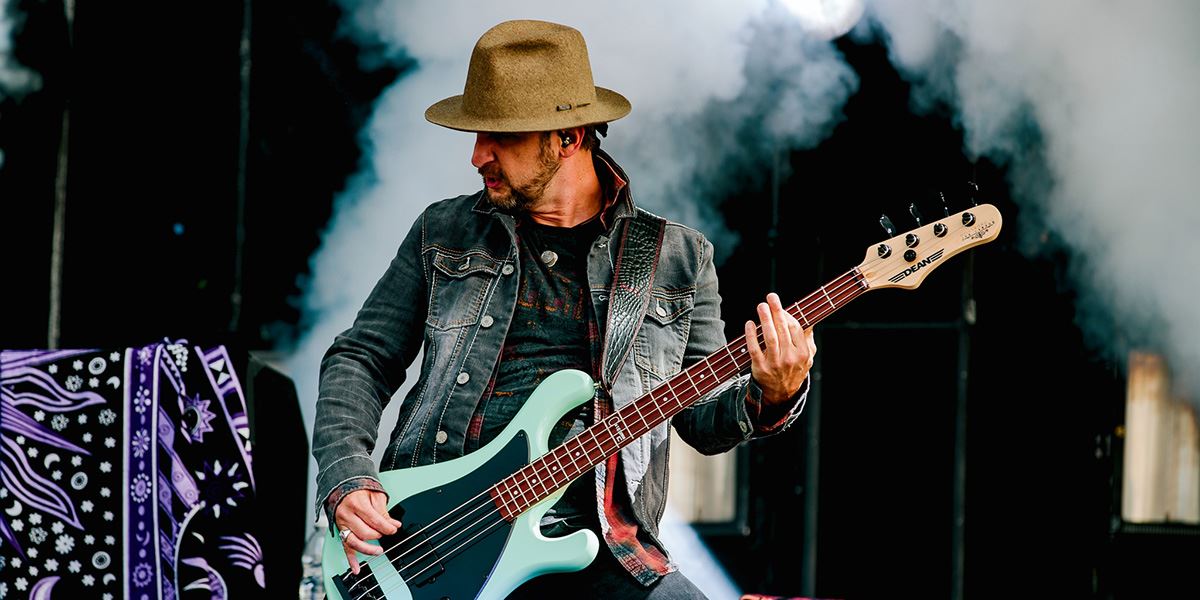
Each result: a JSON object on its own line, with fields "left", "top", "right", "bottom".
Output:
{"left": 0, "top": 341, "right": 266, "bottom": 599}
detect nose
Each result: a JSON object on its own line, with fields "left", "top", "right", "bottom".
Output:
{"left": 472, "top": 133, "right": 495, "bottom": 170}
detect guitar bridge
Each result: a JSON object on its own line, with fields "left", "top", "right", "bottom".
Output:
{"left": 331, "top": 566, "right": 385, "bottom": 600}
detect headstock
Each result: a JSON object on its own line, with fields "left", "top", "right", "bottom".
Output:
{"left": 858, "top": 203, "right": 1002, "bottom": 290}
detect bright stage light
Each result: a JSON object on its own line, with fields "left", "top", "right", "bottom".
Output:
{"left": 779, "top": 0, "right": 865, "bottom": 40}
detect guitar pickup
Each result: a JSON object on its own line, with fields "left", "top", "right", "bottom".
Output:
{"left": 388, "top": 524, "right": 447, "bottom": 588}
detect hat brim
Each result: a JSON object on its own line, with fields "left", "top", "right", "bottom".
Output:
{"left": 425, "top": 87, "right": 631, "bottom": 133}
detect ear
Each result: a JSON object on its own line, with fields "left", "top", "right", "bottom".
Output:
{"left": 558, "top": 126, "right": 587, "bottom": 158}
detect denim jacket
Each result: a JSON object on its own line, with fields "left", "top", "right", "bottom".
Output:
{"left": 312, "top": 150, "right": 807, "bottom": 541}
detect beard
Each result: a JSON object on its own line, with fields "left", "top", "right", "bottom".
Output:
{"left": 480, "top": 139, "right": 561, "bottom": 212}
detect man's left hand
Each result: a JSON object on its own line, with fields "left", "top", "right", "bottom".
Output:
{"left": 745, "top": 292, "right": 816, "bottom": 405}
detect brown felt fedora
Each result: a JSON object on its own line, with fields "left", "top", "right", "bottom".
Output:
{"left": 425, "top": 20, "right": 631, "bottom": 133}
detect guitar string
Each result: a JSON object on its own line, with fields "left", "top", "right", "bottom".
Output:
{"left": 347, "top": 271, "right": 873, "bottom": 598}
{"left": 346, "top": 221, "right": 978, "bottom": 596}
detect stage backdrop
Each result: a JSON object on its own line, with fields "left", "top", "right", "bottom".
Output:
{"left": 0, "top": 339, "right": 305, "bottom": 599}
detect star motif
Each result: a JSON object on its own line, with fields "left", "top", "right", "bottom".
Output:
{"left": 110, "top": 351, "right": 121, "bottom": 362}
{"left": 44, "top": 558, "right": 58, "bottom": 571}
{"left": 51, "top": 470, "right": 61, "bottom": 480}
{"left": 72, "top": 456, "right": 83, "bottom": 466}
{"left": 78, "top": 414, "right": 88, "bottom": 424}
{"left": 83, "top": 433, "right": 93, "bottom": 443}
{"left": 68, "top": 560, "right": 80, "bottom": 573}
{"left": 100, "top": 461, "right": 112, "bottom": 473}
{"left": 82, "top": 574, "right": 94, "bottom": 586}
{"left": 81, "top": 500, "right": 93, "bottom": 512}
{"left": 88, "top": 377, "right": 99, "bottom": 388}
{"left": 33, "top": 410, "right": 45, "bottom": 422}
{"left": 104, "top": 437, "right": 116, "bottom": 448}
{"left": 102, "top": 511, "right": 113, "bottom": 521}
{"left": 83, "top": 534, "right": 94, "bottom": 544}
{"left": 181, "top": 392, "right": 218, "bottom": 443}
{"left": 72, "top": 360, "right": 83, "bottom": 371}
{"left": 48, "top": 364, "right": 58, "bottom": 374}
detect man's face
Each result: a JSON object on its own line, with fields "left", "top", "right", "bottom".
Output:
{"left": 472, "top": 131, "right": 561, "bottom": 211}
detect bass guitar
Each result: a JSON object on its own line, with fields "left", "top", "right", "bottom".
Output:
{"left": 323, "top": 203, "right": 1003, "bottom": 599}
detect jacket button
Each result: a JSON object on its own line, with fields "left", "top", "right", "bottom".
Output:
{"left": 456, "top": 372, "right": 470, "bottom": 385}
{"left": 480, "top": 315, "right": 494, "bottom": 328}
{"left": 458, "top": 261, "right": 470, "bottom": 271}
{"left": 435, "top": 430, "right": 448, "bottom": 444}
{"left": 739, "top": 421, "right": 750, "bottom": 434}
{"left": 501, "top": 264, "right": 514, "bottom": 275}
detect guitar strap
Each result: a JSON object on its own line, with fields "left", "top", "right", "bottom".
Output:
{"left": 599, "top": 208, "right": 667, "bottom": 393}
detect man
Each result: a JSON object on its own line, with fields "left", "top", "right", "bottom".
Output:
{"left": 312, "top": 19, "right": 816, "bottom": 599}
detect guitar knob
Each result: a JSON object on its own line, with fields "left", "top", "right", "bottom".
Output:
{"left": 904, "top": 249, "right": 917, "bottom": 262}
{"left": 877, "top": 243, "right": 891, "bottom": 258}
{"left": 905, "top": 233, "right": 919, "bottom": 248}
{"left": 934, "top": 223, "right": 948, "bottom": 237}
{"left": 962, "top": 212, "right": 975, "bottom": 226}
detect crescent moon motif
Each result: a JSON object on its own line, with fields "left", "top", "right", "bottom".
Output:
{"left": 43, "top": 453, "right": 61, "bottom": 469}
{"left": 103, "top": 574, "right": 116, "bottom": 585}
{"left": 30, "top": 575, "right": 61, "bottom": 600}
{"left": 5, "top": 500, "right": 22, "bottom": 516}
{"left": 106, "top": 376, "right": 120, "bottom": 388}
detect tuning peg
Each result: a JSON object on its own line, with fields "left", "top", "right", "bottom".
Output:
{"left": 967, "top": 181, "right": 980, "bottom": 207}
{"left": 879, "top": 214, "right": 897, "bottom": 237}
{"left": 908, "top": 203, "right": 924, "bottom": 226}
{"left": 939, "top": 192, "right": 951, "bottom": 217}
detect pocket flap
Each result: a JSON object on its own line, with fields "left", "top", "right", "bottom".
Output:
{"left": 431, "top": 250, "right": 503, "bottom": 278}
{"left": 646, "top": 291, "right": 694, "bottom": 325}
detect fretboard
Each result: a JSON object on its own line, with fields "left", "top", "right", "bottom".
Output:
{"left": 489, "top": 268, "right": 868, "bottom": 519}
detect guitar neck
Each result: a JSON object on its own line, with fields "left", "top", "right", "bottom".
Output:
{"left": 488, "top": 268, "right": 869, "bottom": 519}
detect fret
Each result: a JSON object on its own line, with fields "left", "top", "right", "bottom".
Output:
{"left": 703, "top": 356, "right": 722, "bottom": 387}
{"left": 546, "top": 449, "right": 568, "bottom": 487}
{"left": 628, "top": 401, "right": 652, "bottom": 435}
{"left": 794, "top": 306, "right": 811, "bottom": 329}
{"left": 647, "top": 389, "right": 668, "bottom": 420}
{"left": 661, "top": 376, "right": 684, "bottom": 412}
{"left": 682, "top": 371, "right": 703, "bottom": 399}
{"left": 820, "top": 284, "right": 836, "bottom": 310}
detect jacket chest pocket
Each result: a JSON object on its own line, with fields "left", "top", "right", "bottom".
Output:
{"left": 425, "top": 248, "right": 505, "bottom": 330}
{"left": 634, "top": 288, "right": 695, "bottom": 378}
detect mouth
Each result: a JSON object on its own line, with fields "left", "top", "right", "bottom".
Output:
{"left": 483, "top": 176, "right": 500, "bottom": 189}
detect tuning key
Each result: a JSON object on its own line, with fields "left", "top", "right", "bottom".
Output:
{"left": 939, "top": 192, "right": 951, "bottom": 217}
{"left": 967, "top": 181, "right": 980, "bottom": 207}
{"left": 879, "top": 214, "right": 897, "bottom": 237}
{"left": 909, "top": 203, "right": 925, "bottom": 227}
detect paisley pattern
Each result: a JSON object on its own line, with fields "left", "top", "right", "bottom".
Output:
{"left": 0, "top": 341, "right": 266, "bottom": 598}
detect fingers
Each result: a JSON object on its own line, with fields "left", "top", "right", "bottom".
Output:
{"left": 744, "top": 319, "right": 765, "bottom": 367}
{"left": 363, "top": 493, "right": 402, "bottom": 536}
{"left": 341, "top": 531, "right": 381, "bottom": 575}
{"left": 758, "top": 300, "right": 779, "bottom": 357}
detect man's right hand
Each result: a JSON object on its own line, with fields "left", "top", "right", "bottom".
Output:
{"left": 335, "top": 489, "right": 403, "bottom": 575}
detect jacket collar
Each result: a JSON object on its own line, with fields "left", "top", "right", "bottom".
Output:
{"left": 470, "top": 147, "right": 636, "bottom": 232}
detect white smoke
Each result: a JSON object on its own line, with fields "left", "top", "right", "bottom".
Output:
{"left": 285, "top": 0, "right": 859, "bottom": 546}
{"left": 866, "top": 0, "right": 1200, "bottom": 392}
{"left": 0, "top": 2, "right": 41, "bottom": 168}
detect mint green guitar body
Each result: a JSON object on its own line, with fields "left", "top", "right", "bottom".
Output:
{"left": 321, "top": 369, "right": 601, "bottom": 599}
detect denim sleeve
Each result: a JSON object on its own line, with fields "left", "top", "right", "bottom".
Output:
{"left": 312, "top": 213, "right": 427, "bottom": 519}
{"left": 671, "top": 233, "right": 808, "bottom": 455}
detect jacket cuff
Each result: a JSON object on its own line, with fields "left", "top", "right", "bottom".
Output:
{"left": 323, "top": 476, "right": 387, "bottom": 537}
{"left": 315, "top": 454, "right": 380, "bottom": 521}
{"left": 745, "top": 376, "right": 809, "bottom": 434}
